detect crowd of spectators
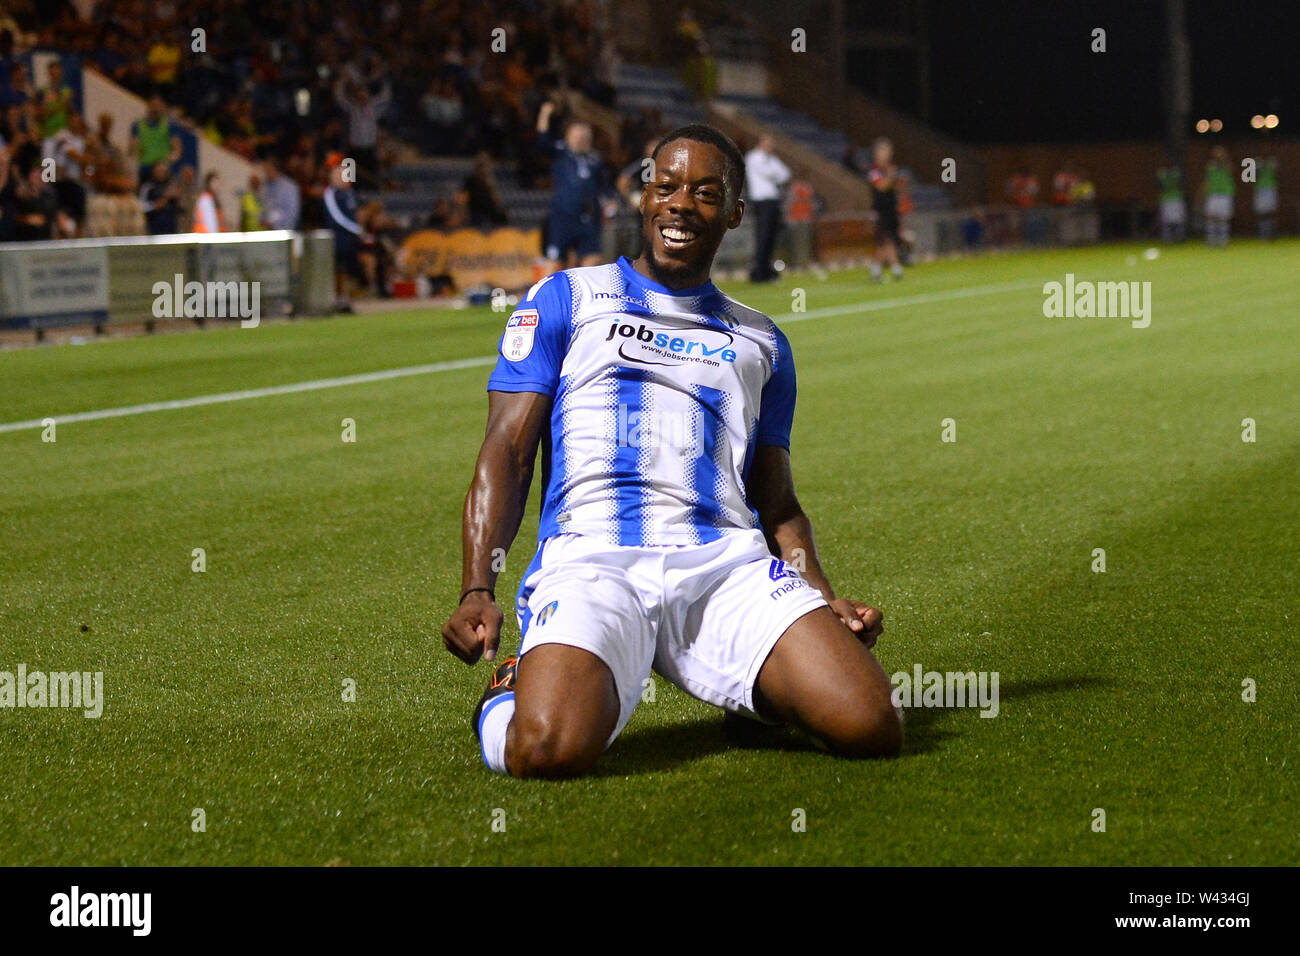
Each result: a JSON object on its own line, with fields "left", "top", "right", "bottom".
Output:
{"left": 37, "top": 0, "right": 621, "bottom": 168}
{"left": 2, "top": 0, "right": 647, "bottom": 245}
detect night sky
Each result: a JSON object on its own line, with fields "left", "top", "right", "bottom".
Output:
{"left": 846, "top": 0, "right": 1300, "bottom": 143}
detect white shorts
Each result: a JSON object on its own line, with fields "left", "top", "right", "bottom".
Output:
{"left": 514, "top": 530, "right": 829, "bottom": 742}
{"left": 1159, "top": 198, "right": 1186, "bottom": 224}
{"left": 1204, "top": 194, "right": 1234, "bottom": 220}
{"left": 1253, "top": 188, "right": 1278, "bottom": 215}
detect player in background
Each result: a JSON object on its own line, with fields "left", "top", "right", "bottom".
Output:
{"left": 442, "top": 124, "right": 901, "bottom": 779}
{"left": 867, "top": 138, "right": 904, "bottom": 282}
{"left": 536, "top": 99, "right": 618, "bottom": 270}
{"left": 1156, "top": 164, "right": 1186, "bottom": 242}
{"left": 1253, "top": 156, "right": 1278, "bottom": 240}
{"left": 1201, "top": 146, "right": 1235, "bottom": 247}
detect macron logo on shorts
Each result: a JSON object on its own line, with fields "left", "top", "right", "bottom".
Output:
{"left": 767, "top": 559, "right": 809, "bottom": 600}
{"left": 767, "top": 559, "right": 800, "bottom": 581}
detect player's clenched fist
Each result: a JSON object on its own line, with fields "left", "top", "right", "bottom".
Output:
{"left": 829, "top": 599, "right": 884, "bottom": 649}
{"left": 442, "top": 592, "right": 504, "bottom": 665}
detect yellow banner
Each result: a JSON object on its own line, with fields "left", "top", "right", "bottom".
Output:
{"left": 397, "top": 228, "right": 542, "bottom": 291}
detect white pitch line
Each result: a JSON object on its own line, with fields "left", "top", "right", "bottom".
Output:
{"left": 0, "top": 278, "right": 1040, "bottom": 434}
{"left": 0, "top": 356, "right": 497, "bottom": 434}
{"left": 779, "top": 278, "right": 1041, "bottom": 324}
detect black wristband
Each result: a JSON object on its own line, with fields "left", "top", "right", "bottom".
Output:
{"left": 459, "top": 587, "right": 495, "bottom": 605}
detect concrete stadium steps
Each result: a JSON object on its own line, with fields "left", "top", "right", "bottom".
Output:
{"left": 613, "top": 63, "right": 709, "bottom": 129}
{"left": 714, "top": 94, "right": 850, "bottom": 162}
{"left": 373, "top": 161, "right": 550, "bottom": 229}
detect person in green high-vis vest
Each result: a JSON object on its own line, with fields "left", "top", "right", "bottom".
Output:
{"left": 129, "top": 94, "right": 181, "bottom": 187}
{"left": 1156, "top": 165, "right": 1186, "bottom": 242}
{"left": 1253, "top": 156, "right": 1279, "bottom": 240}
{"left": 1201, "top": 146, "right": 1235, "bottom": 247}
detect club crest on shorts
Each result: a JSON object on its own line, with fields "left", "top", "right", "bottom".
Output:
{"left": 768, "top": 559, "right": 800, "bottom": 581}
{"left": 536, "top": 599, "right": 559, "bottom": 625}
{"left": 503, "top": 309, "right": 539, "bottom": 362}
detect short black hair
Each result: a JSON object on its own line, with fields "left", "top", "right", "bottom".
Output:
{"left": 650, "top": 124, "right": 746, "bottom": 207}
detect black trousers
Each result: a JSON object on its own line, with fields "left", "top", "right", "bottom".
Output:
{"left": 750, "top": 199, "right": 781, "bottom": 281}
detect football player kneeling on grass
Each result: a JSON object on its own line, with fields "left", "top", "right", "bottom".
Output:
{"left": 442, "top": 124, "right": 902, "bottom": 778}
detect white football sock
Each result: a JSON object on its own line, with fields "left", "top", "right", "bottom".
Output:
{"left": 478, "top": 693, "right": 515, "bottom": 775}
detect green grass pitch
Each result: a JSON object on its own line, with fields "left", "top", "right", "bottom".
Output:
{"left": 1, "top": 241, "right": 1296, "bottom": 865}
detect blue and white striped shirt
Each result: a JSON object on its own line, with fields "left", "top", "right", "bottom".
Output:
{"left": 487, "top": 255, "right": 796, "bottom": 548}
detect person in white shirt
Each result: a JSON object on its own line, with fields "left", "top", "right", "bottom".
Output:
{"left": 42, "top": 111, "right": 89, "bottom": 234}
{"left": 744, "top": 134, "right": 790, "bottom": 282}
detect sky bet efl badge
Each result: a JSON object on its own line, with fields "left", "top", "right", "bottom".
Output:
{"left": 504, "top": 309, "right": 539, "bottom": 362}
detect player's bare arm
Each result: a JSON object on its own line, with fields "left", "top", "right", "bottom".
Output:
{"left": 747, "top": 444, "right": 885, "bottom": 648}
{"left": 441, "top": 389, "right": 550, "bottom": 666}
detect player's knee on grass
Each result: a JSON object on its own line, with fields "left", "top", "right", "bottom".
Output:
{"left": 817, "top": 693, "right": 903, "bottom": 759}
{"left": 757, "top": 608, "right": 903, "bottom": 759}
{"left": 503, "top": 645, "right": 620, "bottom": 779}
{"left": 506, "top": 710, "right": 605, "bottom": 779}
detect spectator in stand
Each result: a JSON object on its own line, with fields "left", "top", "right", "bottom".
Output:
{"left": 90, "top": 30, "right": 133, "bottom": 88}
{"left": 146, "top": 30, "right": 183, "bottom": 103}
{"left": 139, "top": 160, "right": 181, "bottom": 235}
{"left": 175, "top": 165, "right": 198, "bottom": 232}
{"left": 421, "top": 76, "right": 467, "bottom": 154}
{"left": 0, "top": 28, "right": 15, "bottom": 89}
{"left": 0, "top": 61, "right": 34, "bottom": 109}
{"left": 1, "top": 102, "right": 35, "bottom": 169}
{"left": 14, "top": 162, "right": 63, "bottom": 240}
{"left": 258, "top": 154, "right": 301, "bottom": 231}
{"left": 42, "top": 109, "right": 88, "bottom": 235}
{"left": 676, "top": 9, "right": 716, "bottom": 101}
{"left": 586, "top": 31, "right": 619, "bottom": 108}
{"left": 428, "top": 185, "right": 472, "bottom": 230}
{"left": 334, "top": 73, "right": 390, "bottom": 189}
{"left": 193, "top": 170, "right": 224, "bottom": 233}
{"left": 745, "top": 133, "right": 791, "bottom": 283}
{"left": 0, "top": 143, "right": 17, "bottom": 242}
{"left": 130, "top": 95, "right": 181, "bottom": 186}
{"left": 84, "top": 113, "right": 134, "bottom": 194}
{"left": 37, "top": 60, "right": 74, "bottom": 138}
{"left": 464, "top": 151, "right": 508, "bottom": 228}
{"left": 240, "top": 170, "right": 263, "bottom": 231}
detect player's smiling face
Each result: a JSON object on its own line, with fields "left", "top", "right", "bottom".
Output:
{"left": 636, "top": 139, "right": 744, "bottom": 289}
